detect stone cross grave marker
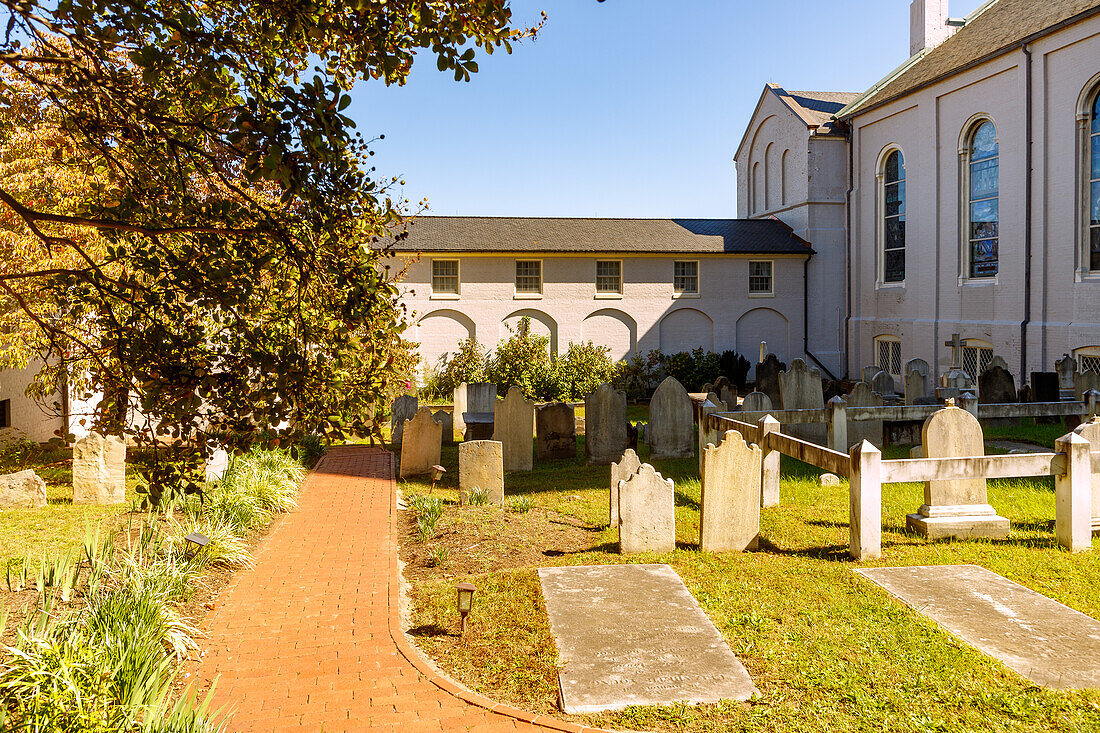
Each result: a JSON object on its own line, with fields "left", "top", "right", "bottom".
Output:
{"left": 399, "top": 407, "right": 443, "bottom": 478}
{"left": 619, "top": 464, "right": 675, "bottom": 553}
{"left": 538, "top": 564, "right": 758, "bottom": 713}
{"left": 846, "top": 381, "right": 884, "bottom": 448}
{"left": 494, "top": 386, "right": 535, "bottom": 472}
{"left": 648, "top": 377, "right": 693, "bottom": 460}
{"left": 1057, "top": 354, "right": 1078, "bottom": 399}
{"left": 741, "top": 391, "right": 772, "bottom": 413}
{"left": 0, "top": 470, "right": 46, "bottom": 509}
{"left": 390, "top": 394, "right": 417, "bottom": 446}
{"left": 700, "top": 430, "right": 761, "bottom": 552}
{"left": 536, "top": 402, "right": 576, "bottom": 461}
{"left": 458, "top": 439, "right": 504, "bottom": 504}
{"left": 906, "top": 406, "right": 1009, "bottom": 539}
{"left": 609, "top": 448, "right": 641, "bottom": 528}
{"left": 779, "top": 358, "right": 826, "bottom": 444}
{"left": 585, "top": 384, "right": 628, "bottom": 465}
{"left": 904, "top": 358, "right": 931, "bottom": 404}
{"left": 937, "top": 333, "right": 973, "bottom": 400}
{"left": 857, "top": 565, "right": 1100, "bottom": 689}
{"left": 73, "top": 432, "right": 126, "bottom": 505}
{"left": 755, "top": 354, "right": 784, "bottom": 409}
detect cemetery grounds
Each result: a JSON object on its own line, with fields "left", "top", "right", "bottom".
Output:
{"left": 398, "top": 410, "right": 1100, "bottom": 733}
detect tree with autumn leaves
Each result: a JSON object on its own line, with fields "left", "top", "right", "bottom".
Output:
{"left": 0, "top": 1, "right": 541, "bottom": 501}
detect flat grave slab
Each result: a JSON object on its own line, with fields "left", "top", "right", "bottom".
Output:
{"left": 537, "top": 564, "right": 757, "bottom": 713}
{"left": 856, "top": 565, "right": 1100, "bottom": 689}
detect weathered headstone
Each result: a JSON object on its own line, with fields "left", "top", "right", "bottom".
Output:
{"left": 719, "top": 385, "right": 738, "bottom": 411}
{"left": 618, "top": 464, "right": 675, "bottom": 554}
{"left": 390, "top": 394, "right": 418, "bottom": 446}
{"left": 904, "top": 358, "right": 931, "bottom": 404}
{"left": 712, "top": 376, "right": 732, "bottom": 402}
{"left": 1075, "top": 370, "right": 1100, "bottom": 402}
{"left": 697, "top": 398, "right": 722, "bottom": 475}
{"left": 741, "top": 390, "right": 772, "bottom": 413}
{"left": 648, "top": 377, "right": 693, "bottom": 460}
{"left": 779, "top": 358, "right": 826, "bottom": 444}
{"left": 494, "top": 386, "right": 535, "bottom": 472}
{"left": 1072, "top": 417, "right": 1100, "bottom": 531}
{"left": 453, "top": 382, "right": 467, "bottom": 439}
{"left": 905, "top": 406, "right": 1009, "bottom": 539}
{"left": 988, "top": 355, "right": 1010, "bottom": 373}
{"left": 72, "top": 432, "right": 126, "bottom": 505}
{"left": 610, "top": 448, "right": 642, "bottom": 528}
{"left": 399, "top": 407, "right": 443, "bottom": 478}
{"left": 204, "top": 448, "right": 230, "bottom": 483}
{"left": 700, "top": 431, "right": 761, "bottom": 552}
{"left": 433, "top": 410, "right": 455, "bottom": 446}
{"left": 755, "top": 354, "right": 785, "bottom": 409}
{"left": 862, "top": 366, "right": 879, "bottom": 384}
{"left": 846, "top": 382, "right": 884, "bottom": 448}
{"left": 458, "top": 439, "right": 504, "bottom": 504}
{"left": 585, "top": 384, "right": 628, "bottom": 465}
{"left": 819, "top": 473, "right": 840, "bottom": 487}
{"left": 979, "top": 365, "right": 1017, "bottom": 405}
{"left": 0, "top": 470, "right": 47, "bottom": 509}
{"left": 537, "top": 564, "right": 758, "bottom": 713}
{"left": 871, "top": 370, "right": 897, "bottom": 399}
{"left": 536, "top": 402, "right": 576, "bottom": 460}
{"left": 857, "top": 565, "right": 1100, "bottom": 689}
{"left": 1031, "top": 371, "right": 1060, "bottom": 403}
{"left": 1057, "top": 354, "right": 1078, "bottom": 400}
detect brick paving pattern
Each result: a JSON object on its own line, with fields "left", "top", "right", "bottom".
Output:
{"left": 189, "top": 446, "right": 607, "bottom": 732}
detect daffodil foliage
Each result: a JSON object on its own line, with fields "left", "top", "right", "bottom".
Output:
{"left": 0, "top": 1, "right": 537, "bottom": 502}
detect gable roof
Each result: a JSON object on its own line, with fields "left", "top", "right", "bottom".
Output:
{"left": 384, "top": 216, "right": 814, "bottom": 256}
{"left": 775, "top": 89, "right": 861, "bottom": 135}
{"left": 840, "top": 0, "right": 1100, "bottom": 119}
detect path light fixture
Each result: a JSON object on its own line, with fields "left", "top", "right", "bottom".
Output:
{"left": 429, "top": 465, "right": 446, "bottom": 494}
{"left": 456, "top": 582, "right": 476, "bottom": 637}
{"left": 184, "top": 532, "right": 210, "bottom": 560}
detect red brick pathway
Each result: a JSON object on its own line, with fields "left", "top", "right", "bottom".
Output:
{"left": 189, "top": 446, "right": 608, "bottom": 732}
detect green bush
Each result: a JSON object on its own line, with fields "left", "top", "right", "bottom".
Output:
{"left": 719, "top": 350, "right": 753, "bottom": 391}
{"left": 486, "top": 317, "right": 553, "bottom": 399}
{"left": 548, "top": 341, "right": 620, "bottom": 401}
{"left": 421, "top": 336, "right": 489, "bottom": 401}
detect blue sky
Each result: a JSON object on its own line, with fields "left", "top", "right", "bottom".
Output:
{"left": 348, "top": 0, "right": 987, "bottom": 218}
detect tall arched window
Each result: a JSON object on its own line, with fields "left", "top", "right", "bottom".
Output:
{"left": 881, "top": 149, "right": 906, "bottom": 283}
{"left": 1090, "top": 92, "right": 1099, "bottom": 270}
{"left": 965, "top": 120, "right": 999, "bottom": 279}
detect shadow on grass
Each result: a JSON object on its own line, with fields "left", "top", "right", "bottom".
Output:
{"left": 758, "top": 537, "right": 850, "bottom": 560}
{"left": 544, "top": 541, "right": 619, "bottom": 557}
{"left": 406, "top": 624, "right": 456, "bottom": 639}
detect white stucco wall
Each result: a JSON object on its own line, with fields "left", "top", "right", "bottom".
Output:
{"left": 391, "top": 253, "right": 809, "bottom": 377}
{"left": 0, "top": 362, "right": 62, "bottom": 443}
{"left": 847, "top": 15, "right": 1100, "bottom": 382}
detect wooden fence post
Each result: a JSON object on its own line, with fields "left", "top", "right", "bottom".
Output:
{"left": 759, "top": 415, "right": 780, "bottom": 508}
{"left": 827, "top": 396, "right": 848, "bottom": 454}
{"left": 849, "top": 440, "right": 882, "bottom": 561}
{"left": 1055, "top": 432, "right": 1092, "bottom": 553}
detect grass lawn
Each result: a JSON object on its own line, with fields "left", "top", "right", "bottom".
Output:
{"left": 397, "top": 414, "right": 1100, "bottom": 733}
{"left": 0, "top": 442, "right": 146, "bottom": 570}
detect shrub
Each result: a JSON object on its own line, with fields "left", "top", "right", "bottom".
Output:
{"left": 612, "top": 352, "right": 656, "bottom": 400}
{"left": 720, "top": 350, "right": 753, "bottom": 391}
{"left": 486, "top": 317, "right": 553, "bottom": 399}
{"left": 549, "top": 342, "right": 620, "bottom": 401}
{"left": 421, "top": 337, "right": 489, "bottom": 401}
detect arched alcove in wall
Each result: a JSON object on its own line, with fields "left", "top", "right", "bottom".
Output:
{"left": 581, "top": 308, "right": 637, "bottom": 360}
{"left": 502, "top": 308, "right": 558, "bottom": 355}
{"left": 416, "top": 309, "right": 476, "bottom": 370}
{"left": 659, "top": 308, "right": 714, "bottom": 353}
{"left": 736, "top": 307, "right": 790, "bottom": 364}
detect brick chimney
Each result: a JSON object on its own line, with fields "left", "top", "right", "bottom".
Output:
{"left": 910, "top": 0, "right": 952, "bottom": 56}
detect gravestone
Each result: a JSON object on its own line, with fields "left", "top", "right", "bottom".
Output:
{"left": 712, "top": 376, "right": 732, "bottom": 402}
{"left": 937, "top": 333, "right": 973, "bottom": 400}
{"left": 494, "top": 386, "right": 535, "bottom": 472}
{"left": 390, "top": 394, "right": 418, "bottom": 446}
{"left": 697, "top": 398, "right": 723, "bottom": 475}
{"left": 648, "top": 377, "right": 693, "bottom": 460}
{"left": 538, "top": 564, "right": 758, "bottom": 713}
{"left": 618, "top": 464, "right": 675, "bottom": 554}
{"left": 536, "top": 402, "right": 576, "bottom": 460}
{"left": 871, "top": 370, "right": 897, "bottom": 399}
{"left": 1075, "top": 370, "right": 1100, "bottom": 402}
{"left": 73, "top": 432, "right": 126, "bottom": 505}
{"left": 204, "top": 448, "right": 230, "bottom": 483}
{"left": 905, "top": 406, "right": 1009, "bottom": 539}
{"left": 700, "top": 431, "right": 762, "bottom": 552}
{"left": 1057, "top": 354, "right": 1078, "bottom": 399}
{"left": 399, "top": 407, "right": 443, "bottom": 478}
{"left": 741, "top": 391, "right": 772, "bottom": 413}
{"left": 610, "top": 448, "right": 642, "bottom": 528}
{"left": 857, "top": 565, "right": 1100, "bottom": 689}
{"left": 988, "top": 355, "right": 1009, "bottom": 373}
{"left": 453, "top": 383, "right": 467, "bottom": 439}
{"left": 1031, "top": 371, "right": 1060, "bottom": 403}
{"left": 705, "top": 391, "right": 722, "bottom": 411}
{"left": 1072, "top": 418, "right": 1100, "bottom": 531}
{"left": 904, "top": 358, "right": 931, "bottom": 404}
{"left": 846, "top": 382, "right": 884, "bottom": 448}
{"left": 432, "top": 410, "right": 455, "bottom": 446}
{"left": 0, "top": 470, "right": 47, "bottom": 509}
{"left": 585, "top": 384, "right": 628, "bottom": 465}
{"left": 458, "top": 440, "right": 504, "bottom": 504}
{"left": 862, "top": 366, "right": 879, "bottom": 384}
{"left": 755, "top": 354, "right": 785, "bottom": 409}
{"left": 819, "top": 473, "right": 840, "bottom": 487}
{"left": 979, "top": 365, "right": 1017, "bottom": 405}
{"left": 719, "top": 385, "right": 738, "bottom": 411}
{"left": 779, "top": 358, "right": 826, "bottom": 444}
{"left": 454, "top": 382, "right": 496, "bottom": 440}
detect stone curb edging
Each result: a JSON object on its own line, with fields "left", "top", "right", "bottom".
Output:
{"left": 381, "top": 450, "right": 616, "bottom": 733}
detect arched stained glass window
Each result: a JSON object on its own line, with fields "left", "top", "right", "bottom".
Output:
{"left": 967, "top": 120, "right": 999, "bottom": 279}
{"left": 882, "top": 150, "right": 906, "bottom": 283}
